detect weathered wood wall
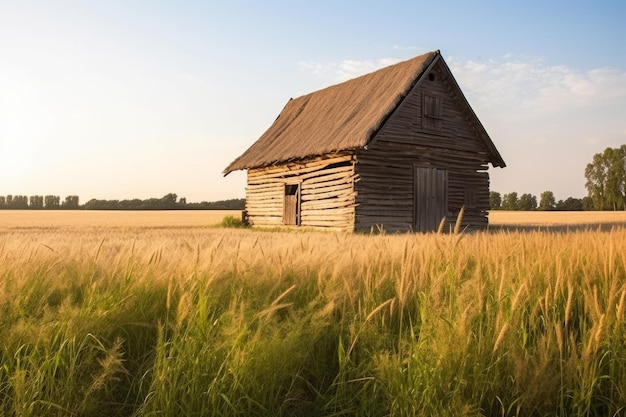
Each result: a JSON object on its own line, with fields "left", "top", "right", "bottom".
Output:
{"left": 244, "top": 59, "right": 496, "bottom": 233}
{"left": 245, "top": 153, "right": 357, "bottom": 230}
{"left": 354, "top": 60, "right": 492, "bottom": 232}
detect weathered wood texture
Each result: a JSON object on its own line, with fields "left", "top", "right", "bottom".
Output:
{"left": 243, "top": 59, "right": 496, "bottom": 233}
{"left": 414, "top": 167, "right": 448, "bottom": 232}
{"left": 246, "top": 153, "right": 357, "bottom": 230}
{"left": 354, "top": 60, "right": 492, "bottom": 232}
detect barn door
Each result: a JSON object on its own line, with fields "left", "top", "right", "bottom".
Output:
{"left": 414, "top": 167, "right": 448, "bottom": 232}
{"left": 283, "top": 184, "right": 300, "bottom": 226}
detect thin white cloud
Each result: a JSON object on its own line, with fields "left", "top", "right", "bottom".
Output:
{"left": 299, "top": 53, "right": 626, "bottom": 120}
{"left": 448, "top": 55, "right": 626, "bottom": 114}
{"left": 298, "top": 58, "right": 401, "bottom": 82}
{"left": 448, "top": 54, "right": 626, "bottom": 197}
{"left": 297, "top": 53, "right": 626, "bottom": 198}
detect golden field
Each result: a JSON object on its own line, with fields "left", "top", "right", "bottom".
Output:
{"left": 2, "top": 209, "right": 626, "bottom": 231}
{"left": 0, "top": 209, "right": 235, "bottom": 230}
{"left": 489, "top": 210, "right": 626, "bottom": 228}
{"left": 0, "top": 209, "right": 625, "bottom": 416}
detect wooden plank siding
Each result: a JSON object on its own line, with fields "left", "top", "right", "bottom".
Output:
{"left": 245, "top": 153, "right": 357, "bottom": 230}
{"left": 414, "top": 167, "right": 448, "bottom": 232}
{"left": 354, "top": 60, "right": 492, "bottom": 232}
{"left": 240, "top": 57, "right": 499, "bottom": 233}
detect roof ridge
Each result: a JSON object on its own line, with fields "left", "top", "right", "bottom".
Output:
{"left": 224, "top": 50, "right": 442, "bottom": 174}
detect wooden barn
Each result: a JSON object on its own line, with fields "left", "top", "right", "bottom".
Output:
{"left": 224, "top": 50, "right": 505, "bottom": 232}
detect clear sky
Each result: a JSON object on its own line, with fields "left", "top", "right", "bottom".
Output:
{"left": 1, "top": 1, "right": 625, "bottom": 203}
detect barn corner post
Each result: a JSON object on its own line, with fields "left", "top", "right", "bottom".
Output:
{"left": 224, "top": 49, "right": 505, "bottom": 232}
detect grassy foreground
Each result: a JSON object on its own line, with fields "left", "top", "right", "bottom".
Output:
{"left": 1, "top": 214, "right": 625, "bottom": 416}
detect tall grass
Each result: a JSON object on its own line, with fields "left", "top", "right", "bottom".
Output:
{"left": 0, "top": 225, "right": 625, "bottom": 416}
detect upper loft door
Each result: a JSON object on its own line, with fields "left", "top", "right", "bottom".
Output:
{"left": 283, "top": 184, "right": 300, "bottom": 226}
{"left": 414, "top": 166, "right": 448, "bottom": 232}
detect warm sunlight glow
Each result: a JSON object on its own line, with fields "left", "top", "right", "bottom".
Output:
{"left": 0, "top": 113, "right": 35, "bottom": 182}
{"left": 0, "top": 2, "right": 624, "bottom": 202}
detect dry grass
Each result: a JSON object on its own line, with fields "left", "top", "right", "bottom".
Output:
{"left": 1, "top": 210, "right": 625, "bottom": 416}
{"left": 490, "top": 210, "right": 626, "bottom": 227}
{"left": 0, "top": 210, "right": 238, "bottom": 231}
{"left": 2, "top": 209, "right": 625, "bottom": 232}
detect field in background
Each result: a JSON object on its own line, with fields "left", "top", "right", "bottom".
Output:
{"left": 1, "top": 209, "right": 626, "bottom": 231}
{"left": 0, "top": 209, "right": 237, "bottom": 230}
{"left": 1, "top": 210, "right": 625, "bottom": 416}
{"left": 489, "top": 210, "right": 626, "bottom": 229}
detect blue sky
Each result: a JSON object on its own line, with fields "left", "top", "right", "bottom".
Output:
{"left": 1, "top": 1, "right": 625, "bottom": 203}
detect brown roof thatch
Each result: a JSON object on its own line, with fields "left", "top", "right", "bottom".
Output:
{"left": 224, "top": 50, "right": 504, "bottom": 174}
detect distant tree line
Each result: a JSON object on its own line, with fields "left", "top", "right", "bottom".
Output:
{"left": 3, "top": 146, "right": 622, "bottom": 212}
{"left": 489, "top": 191, "right": 592, "bottom": 211}
{"left": 0, "top": 193, "right": 245, "bottom": 210}
{"left": 491, "top": 144, "right": 625, "bottom": 211}
{"left": 584, "top": 145, "right": 626, "bottom": 211}
{"left": 0, "top": 195, "right": 79, "bottom": 209}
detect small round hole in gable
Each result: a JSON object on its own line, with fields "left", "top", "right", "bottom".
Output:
{"left": 428, "top": 73, "right": 436, "bottom": 81}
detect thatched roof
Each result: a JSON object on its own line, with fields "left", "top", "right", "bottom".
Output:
{"left": 224, "top": 50, "right": 504, "bottom": 174}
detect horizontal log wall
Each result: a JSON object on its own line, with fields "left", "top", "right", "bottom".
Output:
{"left": 246, "top": 153, "right": 357, "bottom": 231}
{"left": 355, "top": 60, "right": 493, "bottom": 232}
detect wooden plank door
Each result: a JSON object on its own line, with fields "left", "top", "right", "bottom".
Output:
{"left": 283, "top": 184, "right": 300, "bottom": 226}
{"left": 414, "top": 167, "right": 448, "bottom": 232}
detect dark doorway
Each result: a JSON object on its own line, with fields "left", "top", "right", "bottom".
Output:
{"left": 414, "top": 167, "right": 448, "bottom": 232}
{"left": 283, "top": 184, "right": 300, "bottom": 225}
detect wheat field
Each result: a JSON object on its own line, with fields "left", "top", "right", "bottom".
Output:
{"left": 0, "top": 209, "right": 233, "bottom": 230}
{"left": 1, "top": 210, "right": 625, "bottom": 416}
{"left": 3, "top": 209, "right": 626, "bottom": 230}
{"left": 490, "top": 210, "right": 626, "bottom": 228}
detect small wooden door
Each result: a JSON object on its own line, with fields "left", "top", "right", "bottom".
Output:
{"left": 283, "top": 184, "right": 300, "bottom": 226}
{"left": 414, "top": 167, "right": 448, "bottom": 232}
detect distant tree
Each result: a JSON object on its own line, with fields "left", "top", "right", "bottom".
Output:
{"left": 142, "top": 198, "right": 160, "bottom": 209}
{"left": 489, "top": 191, "right": 502, "bottom": 210}
{"left": 119, "top": 199, "right": 143, "bottom": 210}
{"left": 7, "top": 195, "right": 28, "bottom": 209}
{"left": 82, "top": 195, "right": 245, "bottom": 210}
{"left": 556, "top": 197, "right": 584, "bottom": 211}
{"left": 0, "top": 196, "right": 5, "bottom": 208}
{"left": 582, "top": 196, "right": 594, "bottom": 211}
{"left": 194, "top": 198, "right": 246, "bottom": 210}
{"left": 62, "top": 195, "right": 80, "bottom": 209}
{"left": 29, "top": 195, "right": 44, "bottom": 209}
{"left": 84, "top": 199, "right": 121, "bottom": 210}
{"left": 585, "top": 145, "right": 626, "bottom": 210}
{"left": 160, "top": 193, "right": 178, "bottom": 209}
{"left": 501, "top": 192, "right": 519, "bottom": 210}
{"left": 538, "top": 191, "right": 556, "bottom": 210}
{"left": 45, "top": 195, "right": 60, "bottom": 209}
{"left": 84, "top": 199, "right": 100, "bottom": 210}
{"left": 518, "top": 193, "right": 537, "bottom": 210}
